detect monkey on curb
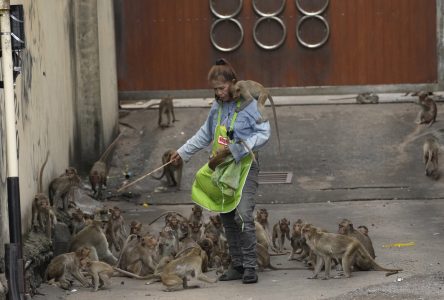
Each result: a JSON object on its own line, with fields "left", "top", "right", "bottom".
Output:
{"left": 45, "top": 247, "right": 92, "bottom": 290}
{"left": 158, "top": 95, "right": 178, "bottom": 128}
{"left": 302, "top": 224, "right": 402, "bottom": 279}
{"left": 89, "top": 133, "right": 123, "bottom": 199}
{"left": 423, "top": 135, "right": 440, "bottom": 180}
{"left": 415, "top": 91, "right": 437, "bottom": 127}
{"left": 230, "top": 80, "right": 281, "bottom": 154}
{"left": 151, "top": 149, "right": 183, "bottom": 189}
{"left": 329, "top": 92, "right": 379, "bottom": 104}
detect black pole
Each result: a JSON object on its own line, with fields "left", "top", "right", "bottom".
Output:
{"left": 5, "top": 177, "right": 25, "bottom": 300}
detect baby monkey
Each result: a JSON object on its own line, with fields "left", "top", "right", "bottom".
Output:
{"left": 231, "top": 80, "right": 281, "bottom": 154}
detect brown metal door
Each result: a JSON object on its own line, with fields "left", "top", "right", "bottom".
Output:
{"left": 114, "top": 0, "right": 437, "bottom": 93}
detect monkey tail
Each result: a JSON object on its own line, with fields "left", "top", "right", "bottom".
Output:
{"left": 116, "top": 234, "right": 138, "bottom": 266}
{"left": 150, "top": 167, "right": 165, "bottom": 180}
{"left": 268, "top": 264, "right": 307, "bottom": 271}
{"left": 148, "top": 211, "right": 188, "bottom": 226}
{"left": 358, "top": 246, "right": 402, "bottom": 276}
{"left": 113, "top": 267, "right": 157, "bottom": 279}
{"left": 99, "top": 132, "right": 124, "bottom": 162}
{"left": 267, "top": 94, "right": 281, "bottom": 156}
{"left": 39, "top": 151, "right": 50, "bottom": 193}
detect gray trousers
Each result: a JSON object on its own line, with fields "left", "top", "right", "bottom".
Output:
{"left": 220, "top": 160, "right": 259, "bottom": 269}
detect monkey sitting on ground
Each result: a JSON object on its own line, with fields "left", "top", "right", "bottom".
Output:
{"left": 119, "top": 233, "right": 159, "bottom": 276}
{"left": 159, "top": 246, "right": 217, "bottom": 291}
{"left": 105, "top": 206, "right": 127, "bottom": 253}
{"left": 158, "top": 95, "right": 178, "bottom": 128}
{"left": 255, "top": 208, "right": 272, "bottom": 241}
{"left": 230, "top": 80, "right": 281, "bottom": 154}
{"left": 423, "top": 135, "right": 440, "bottom": 180}
{"left": 130, "top": 220, "right": 143, "bottom": 235}
{"left": 338, "top": 218, "right": 376, "bottom": 259}
{"left": 272, "top": 218, "right": 291, "bottom": 253}
{"left": 151, "top": 149, "right": 183, "bottom": 189}
{"left": 45, "top": 246, "right": 92, "bottom": 290}
{"left": 415, "top": 91, "right": 437, "bottom": 127}
{"left": 32, "top": 151, "right": 57, "bottom": 239}
{"left": 288, "top": 219, "right": 309, "bottom": 261}
{"left": 302, "top": 224, "right": 402, "bottom": 279}
{"left": 357, "top": 225, "right": 369, "bottom": 236}
{"left": 188, "top": 204, "right": 204, "bottom": 224}
{"left": 32, "top": 195, "right": 57, "bottom": 240}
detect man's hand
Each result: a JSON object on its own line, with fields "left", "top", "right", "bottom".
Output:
{"left": 208, "top": 147, "right": 231, "bottom": 170}
{"left": 170, "top": 150, "right": 183, "bottom": 166}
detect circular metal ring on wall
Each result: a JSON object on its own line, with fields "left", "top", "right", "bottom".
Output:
{"left": 296, "top": 15, "right": 330, "bottom": 49}
{"left": 209, "top": 0, "right": 243, "bottom": 19}
{"left": 210, "top": 18, "right": 244, "bottom": 52}
{"left": 253, "top": 16, "right": 286, "bottom": 50}
{"left": 295, "top": 0, "right": 329, "bottom": 16}
{"left": 252, "top": 0, "right": 285, "bottom": 17}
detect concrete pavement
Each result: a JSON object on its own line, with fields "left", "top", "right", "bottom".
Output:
{"left": 36, "top": 96, "right": 444, "bottom": 299}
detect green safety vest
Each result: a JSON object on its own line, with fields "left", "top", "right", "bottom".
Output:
{"left": 191, "top": 101, "right": 253, "bottom": 213}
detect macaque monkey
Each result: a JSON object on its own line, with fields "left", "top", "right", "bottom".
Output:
{"left": 255, "top": 221, "right": 280, "bottom": 254}
{"left": 272, "top": 218, "right": 291, "bottom": 252}
{"left": 357, "top": 225, "right": 369, "bottom": 236}
{"left": 49, "top": 167, "right": 81, "bottom": 211}
{"left": 158, "top": 95, "right": 177, "bottom": 128}
{"left": 188, "top": 204, "right": 204, "bottom": 224}
{"left": 69, "top": 221, "right": 118, "bottom": 265}
{"left": 70, "top": 208, "right": 87, "bottom": 235}
{"left": 89, "top": 133, "right": 123, "bottom": 199}
{"left": 159, "top": 246, "right": 217, "bottom": 291}
{"left": 151, "top": 149, "right": 183, "bottom": 189}
{"left": 45, "top": 247, "right": 91, "bottom": 290}
{"left": 338, "top": 218, "right": 376, "bottom": 259}
{"left": 204, "top": 215, "right": 227, "bottom": 252}
{"left": 32, "top": 151, "right": 57, "bottom": 239}
{"left": 231, "top": 80, "right": 281, "bottom": 154}
{"left": 157, "top": 226, "right": 179, "bottom": 258}
{"left": 423, "top": 135, "right": 440, "bottom": 180}
{"left": 416, "top": 91, "right": 437, "bottom": 127}
{"left": 255, "top": 208, "right": 271, "bottom": 238}
{"left": 288, "top": 219, "right": 310, "bottom": 261}
{"left": 189, "top": 221, "right": 203, "bottom": 242}
{"left": 118, "top": 233, "right": 158, "bottom": 276}
{"left": 130, "top": 220, "right": 143, "bottom": 235}
{"left": 105, "top": 206, "right": 127, "bottom": 252}
{"left": 302, "top": 224, "right": 402, "bottom": 279}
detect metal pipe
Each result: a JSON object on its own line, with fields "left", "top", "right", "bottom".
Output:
{"left": 0, "top": 0, "right": 25, "bottom": 299}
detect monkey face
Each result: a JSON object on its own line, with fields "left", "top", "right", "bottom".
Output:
{"left": 338, "top": 219, "right": 353, "bottom": 235}
{"left": 141, "top": 234, "right": 157, "bottom": 248}
{"left": 357, "top": 225, "right": 369, "bottom": 236}
{"left": 210, "top": 215, "right": 222, "bottom": 228}
{"left": 279, "top": 218, "right": 290, "bottom": 231}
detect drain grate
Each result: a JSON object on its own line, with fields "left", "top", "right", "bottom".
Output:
{"left": 258, "top": 171, "right": 293, "bottom": 184}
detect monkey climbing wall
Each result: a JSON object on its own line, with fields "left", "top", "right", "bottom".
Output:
{"left": 114, "top": 0, "right": 437, "bottom": 94}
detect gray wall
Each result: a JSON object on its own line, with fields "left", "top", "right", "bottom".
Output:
{"left": 0, "top": 0, "right": 118, "bottom": 264}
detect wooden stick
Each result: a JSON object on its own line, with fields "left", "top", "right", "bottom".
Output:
{"left": 117, "top": 160, "right": 174, "bottom": 192}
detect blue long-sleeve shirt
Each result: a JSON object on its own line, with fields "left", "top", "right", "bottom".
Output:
{"left": 177, "top": 99, "right": 271, "bottom": 163}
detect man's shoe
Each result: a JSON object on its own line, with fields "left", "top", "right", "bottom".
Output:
{"left": 219, "top": 266, "right": 244, "bottom": 281}
{"left": 242, "top": 267, "right": 258, "bottom": 284}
